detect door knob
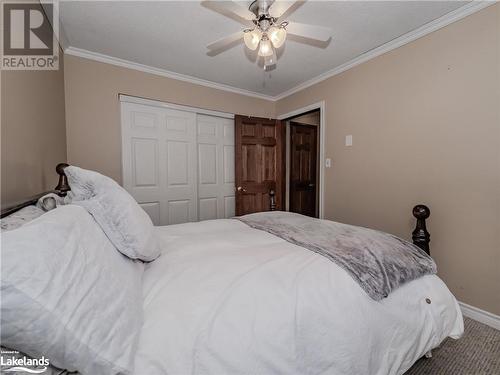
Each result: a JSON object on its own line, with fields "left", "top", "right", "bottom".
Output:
{"left": 237, "top": 186, "right": 247, "bottom": 192}
{"left": 308, "top": 183, "right": 315, "bottom": 187}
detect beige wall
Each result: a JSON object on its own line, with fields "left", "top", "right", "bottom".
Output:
{"left": 1, "top": 51, "right": 67, "bottom": 208}
{"left": 277, "top": 4, "right": 500, "bottom": 315}
{"left": 64, "top": 55, "right": 275, "bottom": 183}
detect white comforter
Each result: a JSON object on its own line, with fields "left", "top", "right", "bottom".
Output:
{"left": 134, "top": 219, "right": 463, "bottom": 375}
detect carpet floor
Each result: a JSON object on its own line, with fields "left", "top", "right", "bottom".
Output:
{"left": 406, "top": 317, "right": 500, "bottom": 375}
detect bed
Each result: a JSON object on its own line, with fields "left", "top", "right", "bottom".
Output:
{"left": 0, "top": 164, "right": 463, "bottom": 375}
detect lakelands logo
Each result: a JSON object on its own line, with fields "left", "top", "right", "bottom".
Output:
{"left": 0, "top": 350, "right": 49, "bottom": 373}
{"left": 1, "top": 0, "right": 59, "bottom": 70}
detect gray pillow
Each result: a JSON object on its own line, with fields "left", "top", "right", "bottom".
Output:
{"left": 64, "top": 166, "right": 160, "bottom": 261}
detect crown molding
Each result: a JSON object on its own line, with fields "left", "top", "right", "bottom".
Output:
{"left": 273, "top": 1, "right": 496, "bottom": 101}
{"left": 64, "top": 47, "right": 275, "bottom": 101}
{"left": 63, "top": 1, "right": 494, "bottom": 103}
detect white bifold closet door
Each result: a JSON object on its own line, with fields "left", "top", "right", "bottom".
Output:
{"left": 121, "top": 100, "right": 235, "bottom": 226}
{"left": 196, "top": 114, "right": 236, "bottom": 221}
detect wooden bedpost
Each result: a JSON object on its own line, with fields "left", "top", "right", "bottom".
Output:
{"left": 55, "top": 163, "right": 70, "bottom": 197}
{"left": 412, "top": 205, "right": 430, "bottom": 255}
{"left": 269, "top": 189, "right": 276, "bottom": 211}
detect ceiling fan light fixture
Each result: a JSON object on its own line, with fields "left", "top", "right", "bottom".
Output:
{"left": 258, "top": 36, "right": 273, "bottom": 57}
{"left": 243, "top": 28, "right": 261, "bottom": 50}
{"left": 268, "top": 25, "right": 286, "bottom": 49}
{"left": 204, "top": 0, "right": 333, "bottom": 71}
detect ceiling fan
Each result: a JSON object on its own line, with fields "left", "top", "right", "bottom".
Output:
{"left": 203, "top": 0, "right": 332, "bottom": 70}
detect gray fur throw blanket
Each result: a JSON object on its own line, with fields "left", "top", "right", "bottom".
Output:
{"left": 237, "top": 211, "right": 436, "bottom": 300}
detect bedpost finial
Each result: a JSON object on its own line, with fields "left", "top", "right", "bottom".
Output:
{"left": 55, "top": 163, "right": 70, "bottom": 197}
{"left": 412, "top": 204, "right": 430, "bottom": 255}
{"left": 56, "top": 162, "right": 69, "bottom": 175}
{"left": 413, "top": 204, "right": 430, "bottom": 220}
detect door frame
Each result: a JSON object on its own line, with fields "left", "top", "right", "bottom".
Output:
{"left": 277, "top": 101, "right": 325, "bottom": 219}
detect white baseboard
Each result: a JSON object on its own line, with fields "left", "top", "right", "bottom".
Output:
{"left": 459, "top": 301, "right": 500, "bottom": 331}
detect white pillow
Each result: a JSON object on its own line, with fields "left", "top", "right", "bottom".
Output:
{"left": 64, "top": 166, "right": 160, "bottom": 261}
{"left": 1, "top": 205, "right": 144, "bottom": 375}
{"left": 36, "top": 192, "right": 65, "bottom": 212}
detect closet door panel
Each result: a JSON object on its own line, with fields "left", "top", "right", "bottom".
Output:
{"left": 224, "top": 196, "right": 236, "bottom": 218}
{"left": 121, "top": 103, "right": 164, "bottom": 223}
{"left": 198, "top": 143, "right": 217, "bottom": 185}
{"left": 197, "top": 115, "right": 235, "bottom": 220}
{"left": 122, "top": 101, "right": 233, "bottom": 225}
{"left": 122, "top": 102, "right": 197, "bottom": 226}
{"left": 166, "top": 140, "right": 189, "bottom": 186}
{"left": 220, "top": 117, "right": 236, "bottom": 218}
{"left": 162, "top": 108, "right": 198, "bottom": 225}
{"left": 199, "top": 197, "right": 218, "bottom": 221}
{"left": 132, "top": 138, "right": 158, "bottom": 187}
{"left": 223, "top": 145, "right": 235, "bottom": 184}
{"left": 140, "top": 202, "right": 161, "bottom": 226}
{"left": 167, "top": 200, "right": 190, "bottom": 225}
{"left": 197, "top": 115, "right": 220, "bottom": 220}
{"left": 197, "top": 141, "right": 218, "bottom": 220}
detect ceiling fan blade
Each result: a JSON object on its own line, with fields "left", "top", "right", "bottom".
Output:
{"left": 201, "top": 0, "right": 254, "bottom": 26}
{"left": 269, "top": 1, "right": 306, "bottom": 20}
{"left": 286, "top": 22, "right": 331, "bottom": 42}
{"left": 207, "top": 31, "right": 243, "bottom": 52}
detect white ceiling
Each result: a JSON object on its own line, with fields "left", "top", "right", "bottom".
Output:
{"left": 59, "top": 1, "right": 470, "bottom": 98}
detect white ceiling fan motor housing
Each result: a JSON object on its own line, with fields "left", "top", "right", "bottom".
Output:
{"left": 249, "top": 0, "right": 275, "bottom": 17}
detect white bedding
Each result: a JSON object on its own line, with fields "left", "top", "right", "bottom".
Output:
{"left": 1, "top": 205, "right": 144, "bottom": 374}
{"left": 134, "top": 219, "right": 463, "bottom": 375}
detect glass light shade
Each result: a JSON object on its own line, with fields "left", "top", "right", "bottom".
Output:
{"left": 243, "top": 29, "right": 261, "bottom": 51}
{"left": 268, "top": 26, "right": 286, "bottom": 48}
{"left": 258, "top": 37, "right": 273, "bottom": 57}
{"left": 264, "top": 49, "right": 277, "bottom": 67}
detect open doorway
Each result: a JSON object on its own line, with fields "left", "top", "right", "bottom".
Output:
{"left": 284, "top": 109, "right": 321, "bottom": 218}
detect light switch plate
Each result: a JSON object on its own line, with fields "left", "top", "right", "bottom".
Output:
{"left": 325, "top": 158, "right": 331, "bottom": 168}
{"left": 345, "top": 135, "right": 353, "bottom": 146}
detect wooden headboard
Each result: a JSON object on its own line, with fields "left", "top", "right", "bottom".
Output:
{"left": 0, "top": 163, "right": 70, "bottom": 219}
{"left": 0, "top": 163, "right": 431, "bottom": 255}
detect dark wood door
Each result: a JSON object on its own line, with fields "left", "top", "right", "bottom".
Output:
{"left": 289, "top": 123, "right": 318, "bottom": 217}
{"left": 235, "top": 115, "right": 284, "bottom": 215}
